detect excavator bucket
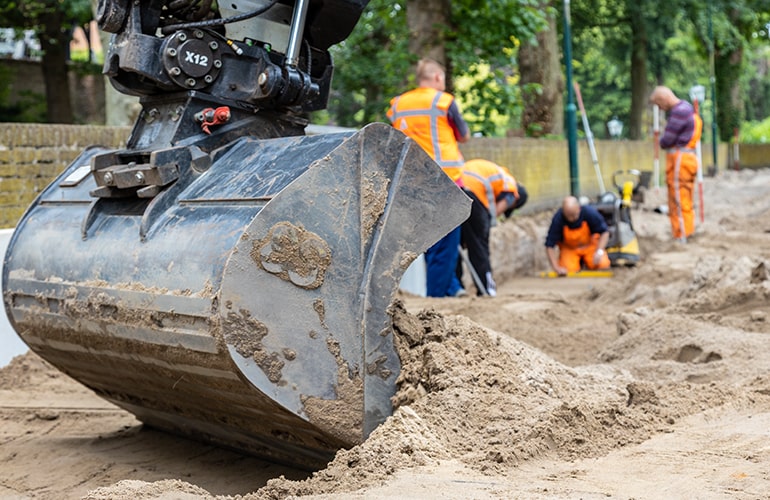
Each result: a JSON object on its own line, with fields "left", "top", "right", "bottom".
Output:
{"left": 2, "top": 123, "right": 471, "bottom": 469}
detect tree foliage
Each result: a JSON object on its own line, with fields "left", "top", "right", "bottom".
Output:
{"left": 325, "top": 2, "right": 411, "bottom": 127}
{"left": 0, "top": 0, "right": 92, "bottom": 27}
{"left": 448, "top": 0, "right": 549, "bottom": 136}
{"left": 568, "top": 0, "right": 692, "bottom": 140}
{"left": 326, "top": 0, "right": 548, "bottom": 135}
{"left": 685, "top": 0, "right": 770, "bottom": 142}
{"left": 565, "top": 0, "right": 770, "bottom": 146}
{"left": 1, "top": 0, "right": 769, "bottom": 142}
{"left": 327, "top": 0, "right": 770, "bottom": 141}
{"left": 0, "top": 0, "right": 93, "bottom": 123}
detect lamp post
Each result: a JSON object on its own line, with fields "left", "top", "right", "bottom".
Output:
{"left": 607, "top": 117, "right": 623, "bottom": 140}
{"left": 708, "top": 0, "right": 717, "bottom": 173}
{"left": 689, "top": 84, "right": 706, "bottom": 114}
{"left": 563, "top": 0, "right": 579, "bottom": 196}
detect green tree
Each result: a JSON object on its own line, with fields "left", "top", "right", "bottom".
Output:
{"left": 0, "top": 0, "right": 92, "bottom": 123}
{"left": 743, "top": 45, "right": 770, "bottom": 123}
{"left": 445, "top": 0, "right": 546, "bottom": 135}
{"left": 569, "top": 0, "right": 690, "bottom": 140}
{"left": 327, "top": 0, "right": 770, "bottom": 144}
{"left": 327, "top": 2, "right": 411, "bottom": 127}
{"left": 686, "top": 0, "right": 770, "bottom": 143}
{"left": 568, "top": 0, "right": 770, "bottom": 147}
{"left": 519, "top": 2, "right": 563, "bottom": 137}
{"left": 327, "top": 0, "right": 547, "bottom": 136}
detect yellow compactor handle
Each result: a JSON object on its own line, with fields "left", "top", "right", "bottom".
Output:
{"left": 539, "top": 270, "right": 614, "bottom": 278}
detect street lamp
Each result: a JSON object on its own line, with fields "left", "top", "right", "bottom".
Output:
{"left": 689, "top": 84, "right": 706, "bottom": 113}
{"left": 563, "top": 0, "right": 579, "bottom": 196}
{"left": 708, "top": 2, "right": 718, "bottom": 173}
{"left": 607, "top": 117, "right": 623, "bottom": 139}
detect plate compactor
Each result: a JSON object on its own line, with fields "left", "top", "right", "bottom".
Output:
{"left": 592, "top": 169, "right": 641, "bottom": 267}
{"left": 2, "top": 0, "right": 470, "bottom": 469}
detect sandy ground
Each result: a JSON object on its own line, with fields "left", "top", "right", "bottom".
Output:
{"left": 2, "top": 168, "right": 770, "bottom": 499}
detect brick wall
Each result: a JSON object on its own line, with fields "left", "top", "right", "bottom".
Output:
{"left": 0, "top": 123, "right": 129, "bottom": 227}
{"left": 459, "top": 137, "right": 746, "bottom": 213}
{"left": 1, "top": 123, "right": 768, "bottom": 229}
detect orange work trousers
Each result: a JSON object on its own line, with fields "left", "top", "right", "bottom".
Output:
{"left": 558, "top": 233, "right": 611, "bottom": 273}
{"left": 666, "top": 150, "right": 698, "bottom": 240}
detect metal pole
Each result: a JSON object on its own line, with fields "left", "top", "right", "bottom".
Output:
{"left": 573, "top": 81, "right": 605, "bottom": 194}
{"left": 708, "top": 1, "right": 718, "bottom": 173}
{"left": 286, "top": 0, "right": 310, "bottom": 67}
{"left": 458, "top": 246, "right": 489, "bottom": 296}
{"left": 694, "top": 99, "right": 705, "bottom": 224}
{"left": 563, "top": 0, "right": 579, "bottom": 196}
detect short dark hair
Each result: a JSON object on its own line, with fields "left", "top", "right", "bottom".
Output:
{"left": 504, "top": 184, "right": 528, "bottom": 218}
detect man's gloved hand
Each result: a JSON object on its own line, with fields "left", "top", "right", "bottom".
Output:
{"left": 593, "top": 248, "right": 605, "bottom": 266}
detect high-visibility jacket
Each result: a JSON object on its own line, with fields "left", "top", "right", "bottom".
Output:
{"left": 387, "top": 87, "right": 465, "bottom": 182}
{"left": 460, "top": 159, "right": 519, "bottom": 223}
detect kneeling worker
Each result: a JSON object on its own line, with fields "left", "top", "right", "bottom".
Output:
{"left": 459, "top": 158, "right": 528, "bottom": 296}
{"left": 545, "top": 196, "right": 611, "bottom": 276}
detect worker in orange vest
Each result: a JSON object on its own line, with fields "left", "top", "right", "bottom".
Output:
{"left": 458, "top": 159, "right": 527, "bottom": 296}
{"left": 387, "top": 58, "right": 471, "bottom": 297}
{"left": 545, "top": 196, "right": 611, "bottom": 276}
{"left": 649, "top": 86, "right": 703, "bottom": 241}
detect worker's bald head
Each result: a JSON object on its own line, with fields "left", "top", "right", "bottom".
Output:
{"left": 562, "top": 196, "right": 581, "bottom": 222}
{"left": 649, "top": 86, "right": 679, "bottom": 111}
{"left": 416, "top": 58, "right": 446, "bottom": 91}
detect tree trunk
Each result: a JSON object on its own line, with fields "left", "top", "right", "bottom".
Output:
{"left": 39, "top": 12, "right": 74, "bottom": 123}
{"left": 405, "top": 0, "right": 451, "bottom": 83}
{"left": 628, "top": 2, "right": 648, "bottom": 141}
{"left": 715, "top": 46, "right": 743, "bottom": 144}
{"left": 519, "top": 6, "right": 563, "bottom": 137}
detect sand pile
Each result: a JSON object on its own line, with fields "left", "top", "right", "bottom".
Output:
{"left": 3, "top": 168, "right": 770, "bottom": 499}
{"left": 252, "top": 286, "right": 766, "bottom": 499}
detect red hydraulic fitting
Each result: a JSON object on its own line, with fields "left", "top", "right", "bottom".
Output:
{"left": 195, "top": 106, "right": 231, "bottom": 134}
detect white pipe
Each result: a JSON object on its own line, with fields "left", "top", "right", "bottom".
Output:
{"left": 653, "top": 104, "right": 660, "bottom": 189}
{"left": 573, "top": 82, "right": 605, "bottom": 194}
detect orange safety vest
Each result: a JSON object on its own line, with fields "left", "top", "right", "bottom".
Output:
{"left": 558, "top": 221, "right": 609, "bottom": 272}
{"left": 691, "top": 113, "right": 703, "bottom": 148}
{"left": 387, "top": 87, "right": 465, "bottom": 182}
{"left": 561, "top": 221, "right": 592, "bottom": 249}
{"left": 461, "top": 159, "right": 519, "bottom": 224}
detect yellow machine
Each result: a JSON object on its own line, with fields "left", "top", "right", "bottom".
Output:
{"left": 592, "top": 169, "right": 641, "bottom": 266}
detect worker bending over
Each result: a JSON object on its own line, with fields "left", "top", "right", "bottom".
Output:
{"left": 459, "top": 159, "right": 527, "bottom": 296}
{"left": 649, "top": 85, "right": 703, "bottom": 241}
{"left": 545, "top": 196, "right": 611, "bottom": 276}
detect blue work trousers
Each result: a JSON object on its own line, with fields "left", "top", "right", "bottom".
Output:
{"left": 425, "top": 226, "right": 463, "bottom": 297}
